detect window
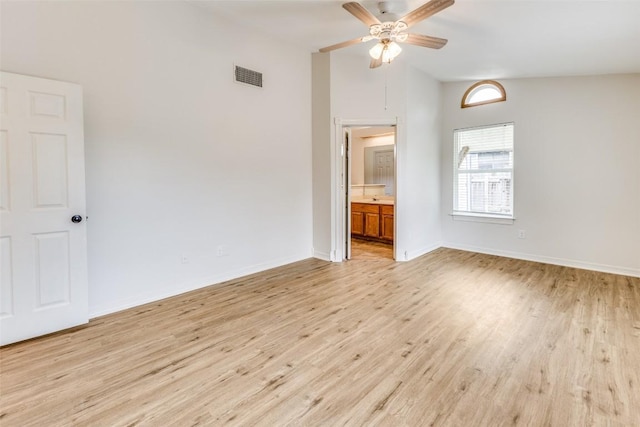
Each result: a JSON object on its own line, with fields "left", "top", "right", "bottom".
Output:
{"left": 453, "top": 123, "right": 514, "bottom": 218}
{"left": 461, "top": 80, "right": 506, "bottom": 108}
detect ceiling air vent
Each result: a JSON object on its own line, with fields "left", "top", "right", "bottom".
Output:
{"left": 234, "top": 65, "right": 263, "bottom": 88}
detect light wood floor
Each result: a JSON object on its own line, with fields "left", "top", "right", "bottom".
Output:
{"left": 350, "top": 238, "right": 394, "bottom": 260}
{"left": 1, "top": 248, "right": 639, "bottom": 426}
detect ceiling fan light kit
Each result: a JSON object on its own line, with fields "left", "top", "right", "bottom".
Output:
{"left": 369, "top": 40, "right": 402, "bottom": 64}
{"left": 319, "top": 0, "right": 454, "bottom": 69}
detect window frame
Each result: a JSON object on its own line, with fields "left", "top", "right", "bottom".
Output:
{"left": 461, "top": 80, "right": 507, "bottom": 108}
{"left": 452, "top": 122, "right": 515, "bottom": 224}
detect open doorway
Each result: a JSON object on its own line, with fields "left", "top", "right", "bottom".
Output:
{"left": 346, "top": 126, "right": 396, "bottom": 261}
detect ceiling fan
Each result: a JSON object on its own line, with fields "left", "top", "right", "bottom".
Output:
{"left": 319, "top": 0, "right": 454, "bottom": 68}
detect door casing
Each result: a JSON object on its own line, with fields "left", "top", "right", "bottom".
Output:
{"left": 332, "top": 117, "right": 400, "bottom": 262}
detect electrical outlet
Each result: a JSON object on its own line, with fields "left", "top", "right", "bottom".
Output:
{"left": 517, "top": 229, "right": 526, "bottom": 239}
{"left": 181, "top": 255, "right": 189, "bottom": 264}
{"left": 216, "top": 245, "right": 229, "bottom": 257}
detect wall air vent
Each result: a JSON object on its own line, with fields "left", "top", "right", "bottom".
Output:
{"left": 234, "top": 65, "right": 263, "bottom": 88}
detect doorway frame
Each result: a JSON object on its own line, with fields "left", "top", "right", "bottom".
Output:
{"left": 332, "top": 117, "right": 401, "bottom": 262}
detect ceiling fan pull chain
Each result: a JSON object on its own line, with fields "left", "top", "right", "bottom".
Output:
{"left": 384, "top": 65, "right": 389, "bottom": 111}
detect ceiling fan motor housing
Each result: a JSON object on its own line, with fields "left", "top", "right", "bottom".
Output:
{"left": 369, "top": 21, "right": 408, "bottom": 42}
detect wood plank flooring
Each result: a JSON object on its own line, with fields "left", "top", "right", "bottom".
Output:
{"left": 1, "top": 248, "right": 639, "bottom": 426}
{"left": 350, "top": 238, "right": 393, "bottom": 260}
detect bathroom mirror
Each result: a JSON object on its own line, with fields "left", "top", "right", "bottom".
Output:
{"left": 351, "top": 126, "right": 396, "bottom": 197}
{"left": 364, "top": 144, "right": 395, "bottom": 196}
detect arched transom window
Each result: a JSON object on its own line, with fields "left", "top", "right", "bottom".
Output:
{"left": 461, "top": 80, "right": 506, "bottom": 108}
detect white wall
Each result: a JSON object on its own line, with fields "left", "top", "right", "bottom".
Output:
{"left": 312, "top": 52, "right": 443, "bottom": 261}
{"left": 330, "top": 53, "right": 407, "bottom": 120}
{"left": 399, "top": 66, "right": 443, "bottom": 259}
{"left": 312, "top": 52, "right": 405, "bottom": 260}
{"left": 311, "top": 53, "right": 332, "bottom": 260}
{"left": 441, "top": 74, "right": 640, "bottom": 276}
{"left": 1, "top": 1, "right": 313, "bottom": 316}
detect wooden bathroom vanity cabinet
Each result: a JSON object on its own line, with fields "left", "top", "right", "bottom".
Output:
{"left": 351, "top": 202, "right": 394, "bottom": 243}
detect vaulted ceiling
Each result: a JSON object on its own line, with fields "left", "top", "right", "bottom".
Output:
{"left": 194, "top": 0, "right": 640, "bottom": 81}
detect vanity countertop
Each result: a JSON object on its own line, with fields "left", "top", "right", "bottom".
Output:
{"left": 352, "top": 198, "right": 395, "bottom": 206}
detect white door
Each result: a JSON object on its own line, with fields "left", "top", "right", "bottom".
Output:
{"left": 374, "top": 150, "right": 394, "bottom": 195}
{"left": 0, "top": 71, "right": 88, "bottom": 346}
{"left": 344, "top": 128, "right": 352, "bottom": 260}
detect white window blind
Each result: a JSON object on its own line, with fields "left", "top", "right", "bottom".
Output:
{"left": 453, "top": 123, "right": 514, "bottom": 217}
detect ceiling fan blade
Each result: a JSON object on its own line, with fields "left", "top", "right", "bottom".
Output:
{"left": 343, "top": 2, "right": 381, "bottom": 27}
{"left": 319, "top": 37, "right": 367, "bottom": 53}
{"left": 403, "top": 33, "right": 448, "bottom": 49}
{"left": 398, "top": 0, "right": 454, "bottom": 28}
{"left": 370, "top": 55, "right": 383, "bottom": 69}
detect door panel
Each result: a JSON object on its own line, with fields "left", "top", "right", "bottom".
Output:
{"left": 0, "top": 131, "right": 9, "bottom": 211}
{"left": 33, "top": 133, "right": 69, "bottom": 208}
{"left": 35, "top": 232, "right": 71, "bottom": 308}
{"left": 0, "top": 236, "right": 13, "bottom": 318}
{"left": 364, "top": 212, "right": 380, "bottom": 237}
{"left": 351, "top": 212, "right": 364, "bottom": 236}
{"left": 0, "top": 71, "right": 88, "bottom": 346}
{"left": 29, "top": 91, "right": 66, "bottom": 119}
{"left": 381, "top": 214, "right": 394, "bottom": 241}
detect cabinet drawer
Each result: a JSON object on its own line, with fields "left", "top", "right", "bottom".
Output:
{"left": 351, "top": 203, "right": 379, "bottom": 214}
{"left": 380, "top": 205, "right": 394, "bottom": 215}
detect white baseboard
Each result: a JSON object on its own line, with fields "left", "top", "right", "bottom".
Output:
{"left": 313, "top": 250, "right": 332, "bottom": 262}
{"left": 401, "top": 242, "right": 442, "bottom": 261}
{"left": 442, "top": 242, "right": 640, "bottom": 278}
{"left": 89, "top": 244, "right": 638, "bottom": 319}
{"left": 89, "top": 254, "right": 311, "bottom": 319}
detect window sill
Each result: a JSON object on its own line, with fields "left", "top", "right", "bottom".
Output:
{"left": 450, "top": 212, "right": 515, "bottom": 225}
